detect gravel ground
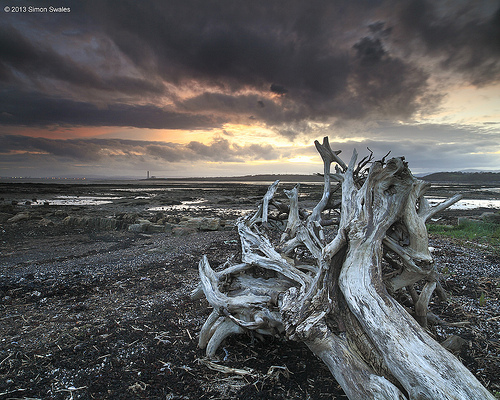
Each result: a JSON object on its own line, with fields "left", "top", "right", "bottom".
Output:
{"left": 0, "top": 182, "right": 499, "bottom": 399}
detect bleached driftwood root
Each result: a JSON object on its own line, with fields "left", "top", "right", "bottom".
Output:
{"left": 193, "top": 137, "right": 495, "bottom": 399}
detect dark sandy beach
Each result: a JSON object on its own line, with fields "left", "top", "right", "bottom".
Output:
{"left": 1, "top": 181, "right": 499, "bottom": 399}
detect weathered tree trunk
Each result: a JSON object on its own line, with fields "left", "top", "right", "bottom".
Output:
{"left": 192, "top": 137, "right": 495, "bottom": 400}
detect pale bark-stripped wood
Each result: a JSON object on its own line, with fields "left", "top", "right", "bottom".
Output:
{"left": 193, "top": 136, "right": 495, "bottom": 399}
{"left": 415, "top": 281, "right": 437, "bottom": 327}
{"left": 238, "top": 220, "right": 311, "bottom": 286}
{"left": 199, "top": 255, "right": 272, "bottom": 311}
{"left": 205, "top": 317, "right": 245, "bottom": 359}
{"left": 306, "top": 337, "right": 406, "bottom": 400}
{"left": 280, "top": 184, "right": 300, "bottom": 243}
{"left": 337, "top": 153, "right": 493, "bottom": 399}
{"left": 340, "top": 241, "right": 493, "bottom": 399}
{"left": 191, "top": 262, "right": 252, "bottom": 300}
{"left": 248, "top": 179, "right": 279, "bottom": 226}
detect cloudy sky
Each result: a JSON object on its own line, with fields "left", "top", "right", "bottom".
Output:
{"left": 1, "top": 0, "right": 499, "bottom": 178}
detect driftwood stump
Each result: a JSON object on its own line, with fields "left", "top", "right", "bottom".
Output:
{"left": 192, "top": 137, "right": 495, "bottom": 400}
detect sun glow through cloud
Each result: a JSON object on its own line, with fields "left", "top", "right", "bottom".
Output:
{"left": 287, "top": 155, "right": 319, "bottom": 164}
{"left": 428, "top": 83, "right": 500, "bottom": 124}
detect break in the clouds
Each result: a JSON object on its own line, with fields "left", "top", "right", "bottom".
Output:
{"left": 0, "top": 121, "right": 496, "bottom": 177}
{"left": 0, "top": 0, "right": 499, "bottom": 177}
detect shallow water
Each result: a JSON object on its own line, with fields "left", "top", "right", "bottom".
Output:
{"left": 34, "top": 195, "right": 123, "bottom": 206}
{"left": 148, "top": 199, "right": 254, "bottom": 216}
{"left": 427, "top": 197, "right": 500, "bottom": 210}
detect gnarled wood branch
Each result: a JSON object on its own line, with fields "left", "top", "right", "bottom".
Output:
{"left": 193, "top": 136, "right": 495, "bottom": 399}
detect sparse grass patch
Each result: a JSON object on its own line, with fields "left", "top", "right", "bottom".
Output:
{"left": 427, "top": 219, "right": 500, "bottom": 253}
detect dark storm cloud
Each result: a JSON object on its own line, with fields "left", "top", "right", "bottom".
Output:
{"left": 190, "top": 32, "right": 433, "bottom": 126}
{"left": 177, "top": 92, "right": 293, "bottom": 125}
{"left": 186, "top": 138, "right": 277, "bottom": 162}
{"left": 0, "top": 134, "right": 102, "bottom": 161}
{"left": 398, "top": 0, "right": 500, "bottom": 85}
{"left": 270, "top": 84, "right": 288, "bottom": 96}
{"left": 1, "top": 0, "right": 499, "bottom": 131}
{"left": 160, "top": 2, "right": 437, "bottom": 123}
{"left": 98, "top": 0, "right": 500, "bottom": 113}
{"left": 0, "top": 27, "right": 163, "bottom": 95}
{"left": 145, "top": 144, "right": 186, "bottom": 163}
{"left": 349, "top": 37, "right": 435, "bottom": 118}
{"left": 353, "top": 37, "right": 387, "bottom": 66}
{"left": 0, "top": 135, "right": 279, "bottom": 163}
{"left": 82, "top": 0, "right": 456, "bottom": 122}
{"left": 82, "top": 0, "right": 416, "bottom": 123}
{"left": 88, "top": 0, "right": 353, "bottom": 99}
{"left": 0, "top": 90, "right": 218, "bottom": 129}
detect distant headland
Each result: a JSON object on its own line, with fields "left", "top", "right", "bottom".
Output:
{"left": 144, "top": 172, "right": 500, "bottom": 183}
